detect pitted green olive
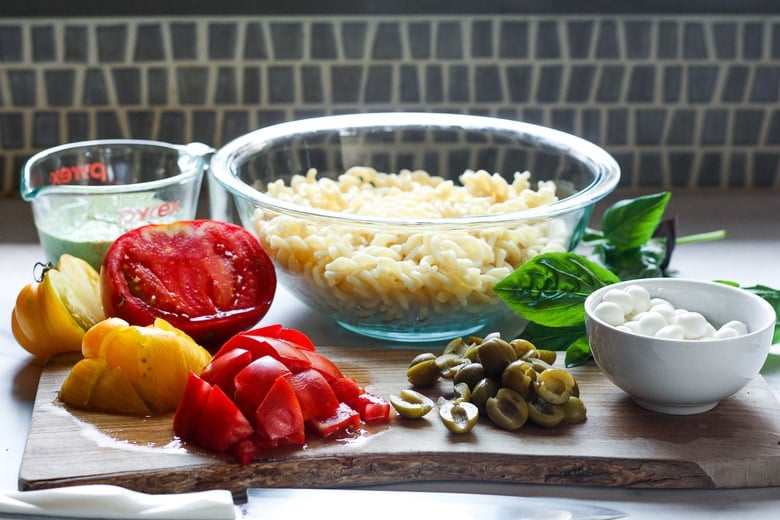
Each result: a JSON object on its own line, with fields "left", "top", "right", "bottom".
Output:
{"left": 527, "top": 398, "right": 566, "bottom": 428}
{"left": 470, "top": 377, "right": 500, "bottom": 409}
{"left": 478, "top": 337, "right": 518, "bottom": 378}
{"left": 406, "top": 356, "right": 441, "bottom": 387}
{"left": 439, "top": 401, "right": 479, "bottom": 434}
{"left": 485, "top": 388, "right": 528, "bottom": 430}
{"left": 436, "top": 353, "right": 469, "bottom": 379}
{"left": 562, "top": 396, "right": 587, "bottom": 424}
{"left": 534, "top": 368, "right": 576, "bottom": 405}
{"left": 509, "top": 338, "right": 536, "bottom": 358}
{"left": 452, "top": 381, "right": 471, "bottom": 404}
{"left": 389, "top": 389, "right": 435, "bottom": 419}
{"left": 453, "top": 362, "right": 484, "bottom": 389}
{"left": 525, "top": 357, "right": 554, "bottom": 373}
{"left": 409, "top": 352, "right": 436, "bottom": 367}
{"left": 443, "top": 337, "right": 469, "bottom": 357}
{"left": 463, "top": 344, "right": 482, "bottom": 362}
{"left": 523, "top": 348, "right": 557, "bottom": 365}
{"left": 500, "top": 360, "right": 536, "bottom": 399}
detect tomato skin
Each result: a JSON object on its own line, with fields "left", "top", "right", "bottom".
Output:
{"left": 307, "top": 402, "right": 361, "bottom": 439}
{"left": 233, "top": 356, "right": 291, "bottom": 420}
{"left": 101, "top": 220, "right": 276, "bottom": 349}
{"left": 173, "top": 372, "right": 212, "bottom": 440}
{"left": 200, "top": 347, "right": 253, "bottom": 397}
{"left": 254, "top": 376, "right": 304, "bottom": 443}
{"left": 355, "top": 392, "right": 393, "bottom": 423}
{"left": 216, "top": 333, "right": 312, "bottom": 372}
{"left": 287, "top": 369, "right": 340, "bottom": 421}
{"left": 192, "top": 383, "right": 254, "bottom": 453}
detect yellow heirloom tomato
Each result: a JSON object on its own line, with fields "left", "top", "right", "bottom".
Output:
{"left": 60, "top": 317, "right": 212, "bottom": 415}
{"left": 11, "top": 254, "right": 106, "bottom": 359}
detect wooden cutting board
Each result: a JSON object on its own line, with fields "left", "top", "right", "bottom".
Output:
{"left": 19, "top": 347, "right": 780, "bottom": 494}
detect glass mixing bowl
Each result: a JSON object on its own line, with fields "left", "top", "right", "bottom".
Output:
{"left": 209, "top": 113, "right": 620, "bottom": 343}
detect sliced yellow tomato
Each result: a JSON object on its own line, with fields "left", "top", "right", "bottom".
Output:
{"left": 11, "top": 254, "right": 105, "bottom": 359}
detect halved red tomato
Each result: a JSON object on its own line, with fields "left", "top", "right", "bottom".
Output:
{"left": 101, "top": 220, "right": 276, "bottom": 349}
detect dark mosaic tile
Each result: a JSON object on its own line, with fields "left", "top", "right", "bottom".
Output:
{"left": 64, "top": 26, "right": 88, "bottom": 62}
{"left": 732, "top": 109, "right": 765, "bottom": 145}
{"left": 192, "top": 110, "right": 216, "bottom": 144}
{"left": 215, "top": 67, "right": 237, "bottom": 104}
{"left": 400, "top": 65, "right": 420, "bottom": 103}
{"left": 157, "top": 111, "right": 185, "bottom": 143}
{"left": 271, "top": 22, "right": 303, "bottom": 60}
{"left": 177, "top": 67, "right": 209, "bottom": 105}
{"left": 221, "top": 110, "right": 249, "bottom": 142}
{"left": 96, "top": 110, "right": 122, "bottom": 138}
{"left": 209, "top": 23, "right": 237, "bottom": 60}
{"left": 754, "top": 152, "right": 779, "bottom": 187}
{"left": 742, "top": 22, "right": 763, "bottom": 60}
{"left": 0, "top": 113, "right": 23, "bottom": 149}
{"left": 97, "top": 25, "right": 127, "bottom": 62}
{"left": 663, "top": 65, "right": 682, "bottom": 102}
{"left": 268, "top": 66, "right": 295, "bottom": 103}
{"left": 551, "top": 108, "right": 575, "bottom": 134}
{"left": 0, "top": 26, "right": 22, "bottom": 62}
{"left": 696, "top": 152, "right": 723, "bottom": 187}
{"left": 44, "top": 70, "right": 74, "bottom": 106}
{"left": 611, "top": 152, "right": 634, "bottom": 188}
{"left": 627, "top": 66, "right": 655, "bottom": 103}
{"left": 436, "top": 21, "right": 463, "bottom": 60}
{"left": 637, "top": 152, "right": 664, "bottom": 187}
{"left": 66, "top": 112, "right": 89, "bottom": 142}
{"left": 594, "top": 20, "right": 619, "bottom": 59}
{"left": 665, "top": 109, "right": 696, "bottom": 145}
{"left": 713, "top": 22, "right": 737, "bottom": 60}
{"left": 567, "top": 21, "right": 593, "bottom": 59}
{"left": 687, "top": 66, "right": 718, "bottom": 103}
{"left": 682, "top": 22, "right": 708, "bottom": 59}
{"left": 311, "top": 23, "right": 337, "bottom": 60}
{"left": 446, "top": 65, "right": 468, "bottom": 103}
{"left": 536, "top": 65, "right": 562, "bottom": 103}
{"left": 365, "top": 65, "right": 393, "bottom": 103}
{"left": 506, "top": 65, "right": 532, "bottom": 103}
{"left": 127, "top": 110, "right": 154, "bottom": 138}
{"left": 148, "top": 67, "right": 168, "bottom": 105}
{"left": 244, "top": 22, "right": 268, "bottom": 60}
{"left": 520, "top": 108, "right": 544, "bottom": 126}
{"left": 331, "top": 65, "right": 362, "bottom": 103}
{"left": 657, "top": 21, "right": 678, "bottom": 59}
{"left": 8, "top": 70, "right": 36, "bottom": 106}
{"left": 727, "top": 152, "right": 747, "bottom": 187}
{"left": 624, "top": 20, "right": 652, "bottom": 59}
{"left": 749, "top": 66, "right": 780, "bottom": 102}
{"left": 475, "top": 65, "right": 503, "bottom": 103}
{"left": 773, "top": 23, "right": 780, "bottom": 59}
{"left": 636, "top": 109, "right": 666, "bottom": 145}
{"left": 767, "top": 109, "right": 780, "bottom": 144}
{"left": 372, "top": 22, "right": 402, "bottom": 60}
{"left": 596, "top": 65, "right": 624, "bottom": 103}
{"left": 565, "top": 65, "right": 595, "bottom": 102}
{"left": 499, "top": 21, "right": 528, "bottom": 58}
{"left": 425, "top": 64, "right": 444, "bottom": 103}
{"left": 32, "top": 25, "right": 56, "bottom": 62}
{"left": 83, "top": 68, "right": 109, "bottom": 105}
{"left": 243, "top": 66, "right": 261, "bottom": 104}
{"left": 721, "top": 65, "right": 749, "bottom": 102}
{"left": 700, "top": 109, "right": 728, "bottom": 145}
{"left": 471, "top": 20, "right": 493, "bottom": 58}
{"left": 135, "top": 23, "right": 165, "bottom": 61}
{"left": 606, "top": 109, "right": 628, "bottom": 146}
{"left": 301, "top": 66, "right": 323, "bottom": 103}
{"left": 343, "top": 22, "right": 368, "bottom": 59}
{"left": 112, "top": 68, "right": 141, "bottom": 104}
{"left": 536, "top": 20, "right": 561, "bottom": 59}
{"left": 581, "top": 108, "right": 602, "bottom": 144}
{"left": 170, "top": 23, "right": 197, "bottom": 60}
{"left": 668, "top": 152, "right": 694, "bottom": 187}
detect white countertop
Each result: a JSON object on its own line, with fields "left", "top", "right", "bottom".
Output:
{"left": 2, "top": 191, "right": 780, "bottom": 518}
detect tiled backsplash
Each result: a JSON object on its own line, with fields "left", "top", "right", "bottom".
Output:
{"left": 1, "top": 13, "right": 779, "bottom": 196}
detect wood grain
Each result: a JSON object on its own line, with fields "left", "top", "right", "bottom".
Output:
{"left": 19, "top": 347, "right": 780, "bottom": 495}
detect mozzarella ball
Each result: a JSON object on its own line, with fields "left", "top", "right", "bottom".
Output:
{"left": 713, "top": 326, "right": 740, "bottom": 339}
{"left": 655, "top": 324, "right": 685, "bottom": 339}
{"left": 601, "top": 288, "right": 634, "bottom": 315}
{"left": 676, "top": 311, "right": 708, "bottom": 339}
{"left": 625, "top": 284, "right": 651, "bottom": 314}
{"left": 720, "top": 320, "right": 748, "bottom": 336}
{"left": 594, "top": 301, "right": 626, "bottom": 326}
{"left": 636, "top": 311, "right": 667, "bottom": 336}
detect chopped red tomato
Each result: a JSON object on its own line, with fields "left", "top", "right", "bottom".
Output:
{"left": 192, "top": 383, "right": 254, "bottom": 453}
{"left": 233, "top": 356, "right": 291, "bottom": 419}
{"left": 301, "top": 350, "right": 344, "bottom": 382}
{"left": 355, "top": 392, "right": 393, "bottom": 423}
{"left": 307, "top": 402, "right": 362, "bottom": 439}
{"left": 287, "top": 369, "right": 340, "bottom": 421}
{"left": 330, "top": 377, "right": 363, "bottom": 408}
{"left": 172, "top": 372, "right": 211, "bottom": 440}
{"left": 254, "top": 376, "right": 304, "bottom": 443}
{"left": 216, "top": 333, "right": 312, "bottom": 372}
{"left": 101, "top": 220, "right": 276, "bottom": 349}
{"left": 200, "top": 347, "right": 253, "bottom": 397}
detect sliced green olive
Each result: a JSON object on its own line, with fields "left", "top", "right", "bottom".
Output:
{"left": 562, "top": 396, "right": 587, "bottom": 424}
{"left": 527, "top": 398, "right": 566, "bottom": 428}
{"left": 452, "top": 381, "right": 471, "bottom": 404}
{"left": 439, "top": 401, "right": 479, "bottom": 434}
{"left": 463, "top": 344, "right": 482, "bottom": 363}
{"left": 442, "top": 337, "right": 469, "bottom": 357}
{"left": 478, "top": 337, "right": 518, "bottom": 378}
{"left": 453, "top": 362, "right": 484, "bottom": 389}
{"left": 534, "top": 368, "right": 576, "bottom": 405}
{"left": 509, "top": 338, "right": 537, "bottom": 358}
{"left": 525, "top": 357, "right": 554, "bottom": 373}
{"left": 470, "top": 377, "right": 500, "bottom": 409}
{"left": 436, "top": 353, "right": 469, "bottom": 379}
{"left": 389, "top": 389, "right": 435, "bottom": 419}
{"left": 485, "top": 388, "right": 528, "bottom": 430}
{"left": 406, "top": 356, "right": 440, "bottom": 387}
{"left": 409, "top": 352, "right": 436, "bottom": 367}
{"left": 534, "top": 349, "right": 558, "bottom": 365}
{"left": 500, "top": 360, "right": 536, "bottom": 399}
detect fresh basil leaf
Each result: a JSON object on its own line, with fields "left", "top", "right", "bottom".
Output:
{"left": 717, "top": 282, "right": 780, "bottom": 344}
{"left": 565, "top": 335, "right": 592, "bottom": 368}
{"left": 494, "top": 252, "right": 620, "bottom": 327}
{"left": 519, "top": 321, "right": 586, "bottom": 351}
{"left": 592, "top": 238, "right": 668, "bottom": 280}
{"left": 601, "top": 192, "right": 671, "bottom": 250}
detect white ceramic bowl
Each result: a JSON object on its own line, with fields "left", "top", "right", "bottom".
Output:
{"left": 585, "top": 278, "right": 776, "bottom": 415}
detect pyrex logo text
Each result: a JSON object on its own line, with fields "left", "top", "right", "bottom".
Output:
{"left": 117, "top": 200, "right": 182, "bottom": 225}
{"left": 49, "top": 162, "right": 107, "bottom": 185}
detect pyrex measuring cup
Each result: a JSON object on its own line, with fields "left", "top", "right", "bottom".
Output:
{"left": 22, "top": 139, "right": 213, "bottom": 269}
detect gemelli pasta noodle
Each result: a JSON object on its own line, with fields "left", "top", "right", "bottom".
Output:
{"left": 251, "top": 166, "right": 570, "bottom": 322}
